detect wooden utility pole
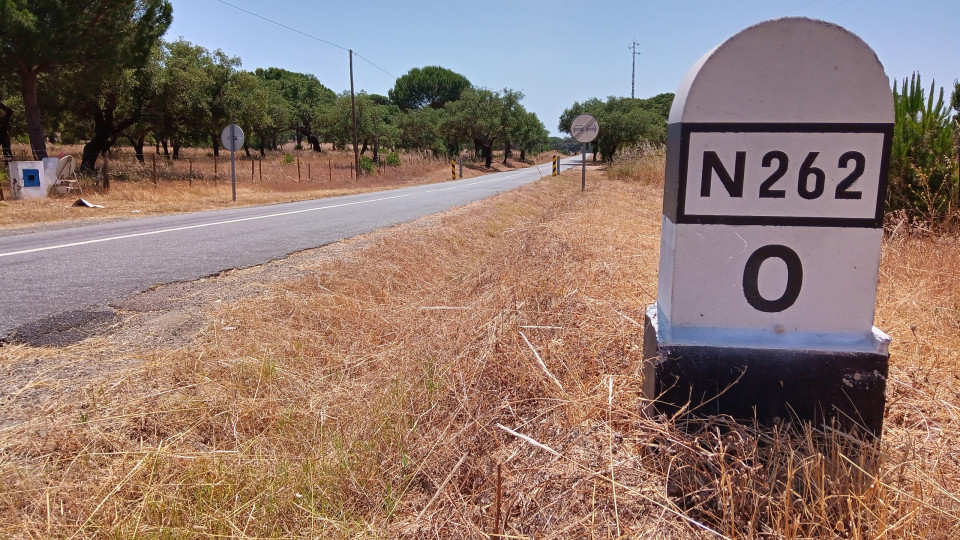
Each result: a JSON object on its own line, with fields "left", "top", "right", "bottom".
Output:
{"left": 349, "top": 49, "right": 360, "bottom": 180}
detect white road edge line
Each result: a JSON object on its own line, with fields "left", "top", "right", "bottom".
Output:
{"left": 0, "top": 192, "right": 412, "bottom": 258}
{"left": 0, "top": 167, "right": 541, "bottom": 258}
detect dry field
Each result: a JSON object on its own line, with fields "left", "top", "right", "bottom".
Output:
{"left": 0, "top": 144, "right": 558, "bottom": 230}
{"left": 0, "top": 151, "right": 958, "bottom": 538}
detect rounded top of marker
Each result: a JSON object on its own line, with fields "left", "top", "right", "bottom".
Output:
{"left": 669, "top": 17, "right": 893, "bottom": 124}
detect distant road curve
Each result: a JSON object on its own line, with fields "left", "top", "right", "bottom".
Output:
{"left": 0, "top": 157, "right": 582, "bottom": 336}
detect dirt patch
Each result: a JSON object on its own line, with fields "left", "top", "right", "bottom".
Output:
{"left": 3, "top": 308, "right": 119, "bottom": 347}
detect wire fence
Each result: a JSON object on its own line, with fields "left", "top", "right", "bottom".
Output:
{"left": 3, "top": 148, "right": 410, "bottom": 185}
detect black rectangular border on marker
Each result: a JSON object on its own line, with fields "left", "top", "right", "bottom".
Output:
{"left": 672, "top": 123, "right": 892, "bottom": 228}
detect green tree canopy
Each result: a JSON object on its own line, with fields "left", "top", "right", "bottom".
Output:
{"left": 0, "top": 0, "right": 172, "bottom": 158}
{"left": 510, "top": 110, "right": 549, "bottom": 161}
{"left": 256, "top": 67, "right": 335, "bottom": 152}
{"left": 201, "top": 48, "right": 241, "bottom": 156}
{"left": 72, "top": 47, "right": 164, "bottom": 173}
{"left": 319, "top": 92, "right": 399, "bottom": 158}
{"left": 559, "top": 93, "right": 673, "bottom": 161}
{"left": 151, "top": 40, "right": 217, "bottom": 156}
{"left": 442, "top": 87, "right": 508, "bottom": 167}
{"left": 440, "top": 87, "right": 541, "bottom": 167}
{"left": 388, "top": 66, "right": 471, "bottom": 111}
{"left": 394, "top": 107, "right": 446, "bottom": 155}
{"left": 232, "top": 71, "right": 290, "bottom": 156}
{"left": 0, "top": 68, "right": 20, "bottom": 158}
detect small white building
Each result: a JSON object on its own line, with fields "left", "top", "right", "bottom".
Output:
{"left": 7, "top": 158, "right": 59, "bottom": 200}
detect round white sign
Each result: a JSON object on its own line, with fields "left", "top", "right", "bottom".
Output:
{"left": 221, "top": 124, "right": 244, "bottom": 152}
{"left": 570, "top": 114, "right": 599, "bottom": 143}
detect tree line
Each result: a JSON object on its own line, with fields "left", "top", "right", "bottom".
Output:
{"left": 558, "top": 80, "right": 960, "bottom": 226}
{"left": 558, "top": 93, "right": 674, "bottom": 162}
{"left": 0, "top": 1, "right": 550, "bottom": 178}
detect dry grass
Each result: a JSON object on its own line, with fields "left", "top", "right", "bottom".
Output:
{"left": 606, "top": 146, "right": 666, "bottom": 184}
{"left": 0, "top": 144, "right": 555, "bottom": 230}
{"left": 0, "top": 153, "right": 959, "bottom": 538}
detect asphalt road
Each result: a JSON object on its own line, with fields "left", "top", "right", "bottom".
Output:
{"left": 0, "top": 157, "right": 582, "bottom": 337}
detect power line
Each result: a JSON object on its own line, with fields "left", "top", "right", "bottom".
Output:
{"left": 214, "top": 0, "right": 348, "bottom": 51}
{"left": 351, "top": 51, "right": 396, "bottom": 80}
{"left": 213, "top": 0, "right": 396, "bottom": 80}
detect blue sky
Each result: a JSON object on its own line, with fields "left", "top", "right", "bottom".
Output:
{"left": 165, "top": 0, "right": 959, "bottom": 136}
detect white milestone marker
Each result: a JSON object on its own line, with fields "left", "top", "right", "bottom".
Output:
{"left": 643, "top": 17, "right": 893, "bottom": 439}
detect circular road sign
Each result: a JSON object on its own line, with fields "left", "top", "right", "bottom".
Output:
{"left": 221, "top": 124, "right": 245, "bottom": 152}
{"left": 571, "top": 114, "right": 599, "bottom": 143}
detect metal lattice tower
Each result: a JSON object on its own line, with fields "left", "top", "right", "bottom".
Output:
{"left": 630, "top": 41, "right": 641, "bottom": 98}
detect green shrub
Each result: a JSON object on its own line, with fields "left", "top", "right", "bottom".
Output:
{"left": 385, "top": 152, "right": 401, "bottom": 166}
{"left": 888, "top": 74, "right": 958, "bottom": 224}
{"left": 282, "top": 153, "right": 295, "bottom": 165}
{"left": 359, "top": 155, "right": 375, "bottom": 174}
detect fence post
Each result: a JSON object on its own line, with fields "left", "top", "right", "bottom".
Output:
{"left": 308, "top": 162, "right": 312, "bottom": 181}
{"left": 251, "top": 158, "right": 255, "bottom": 181}
{"left": 297, "top": 157, "right": 302, "bottom": 182}
{"left": 189, "top": 159, "right": 193, "bottom": 186}
{"left": 214, "top": 154, "right": 218, "bottom": 178}
{"left": 329, "top": 158, "right": 332, "bottom": 181}
{"left": 258, "top": 157, "right": 263, "bottom": 182}
{"left": 152, "top": 154, "right": 157, "bottom": 185}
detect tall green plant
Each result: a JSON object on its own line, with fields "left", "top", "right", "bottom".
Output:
{"left": 889, "top": 74, "right": 958, "bottom": 223}
{"left": 953, "top": 81, "right": 960, "bottom": 205}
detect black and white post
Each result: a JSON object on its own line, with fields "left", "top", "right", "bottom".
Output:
{"left": 221, "top": 124, "right": 244, "bottom": 203}
{"left": 570, "top": 114, "right": 599, "bottom": 191}
{"left": 643, "top": 18, "right": 893, "bottom": 438}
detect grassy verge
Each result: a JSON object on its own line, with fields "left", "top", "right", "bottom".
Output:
{"left": 0, "top": 157, "right": 958, "bottom": 538}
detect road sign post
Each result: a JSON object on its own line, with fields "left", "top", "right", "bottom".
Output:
{"left": 643, "top": 18, "right": 893, "bottom": 439}
{"left": 570, "top": 114, "right": 599, "bottom": 190}
{"left": 581, "top": 144, "right": 586, "bottom": 190}
{"left": 221, "top": 124, "right": 244, "bottom": 202}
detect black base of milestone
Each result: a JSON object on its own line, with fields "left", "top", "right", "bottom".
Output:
{"left": 642, "top": 310, "right": 889, "bottom": 439}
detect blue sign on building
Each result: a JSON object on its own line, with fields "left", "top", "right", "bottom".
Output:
{"left": 23, "top": 169, "right": 41, "bottom": 187}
